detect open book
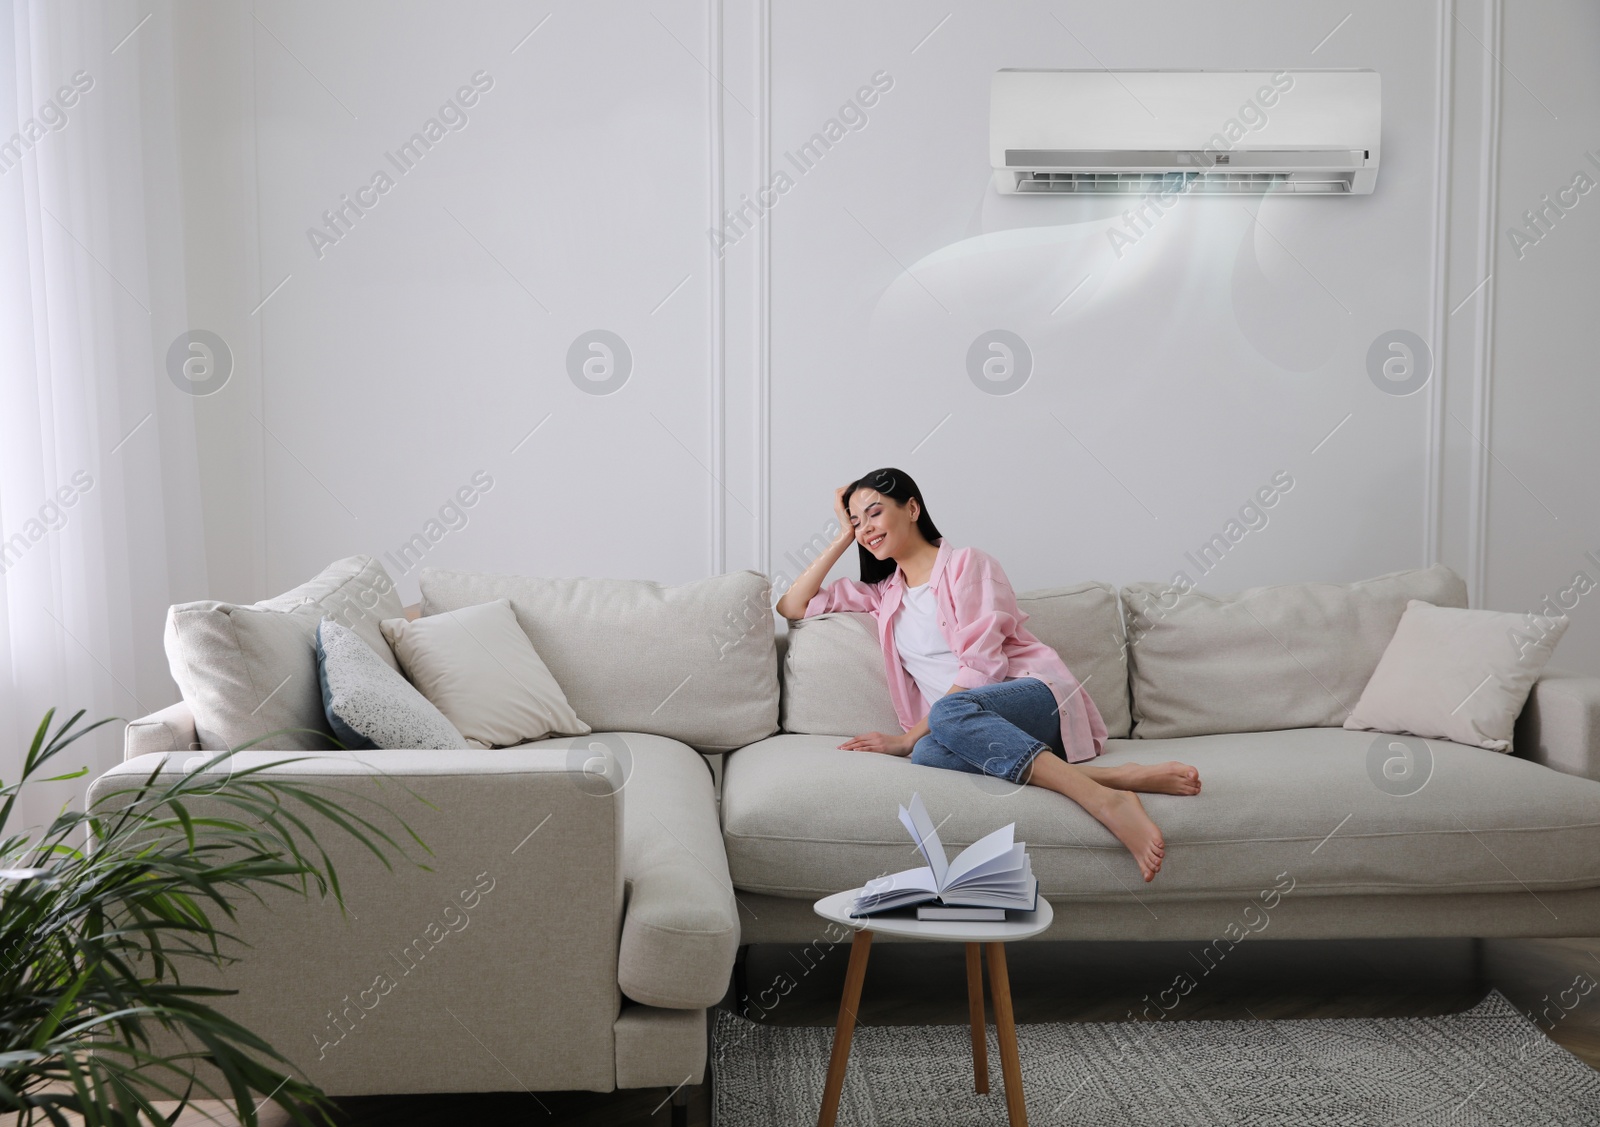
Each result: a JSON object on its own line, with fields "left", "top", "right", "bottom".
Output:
{"left": 851, "top": 792, "right": 1038, "bottom": 916}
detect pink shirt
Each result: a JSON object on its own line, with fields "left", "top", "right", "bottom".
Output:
{"left": 803, "top": 539, "right": 1107, "bottom": 763}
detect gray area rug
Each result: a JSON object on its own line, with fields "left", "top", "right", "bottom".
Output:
{"left": 712, "top": 990, "right": 1600, "bottom": 1125}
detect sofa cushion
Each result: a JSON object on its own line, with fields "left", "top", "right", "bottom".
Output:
{"left": 379, "top": 600, "right": 589, "bottom": 748}
{"left": 1121, "top": 564, "right": 1468, "bottom": 739}
{"left": 1344, "top": 600, "right": 1568, "bottom": 752}
{"left": 780, "top": 613, "right": 902, "bottom": 738}
{"left": 418, "top": 569, "right": 778, "bottom": 754}
{"left": 165, "top": 606, "right": 332, "bottom": 751}
{"left": 316, "top": 619, "right": 467, "bottom": 751}
{"left": 164, "top": 556, "right": 404, "bottom": 752}
{"left": 780, "top": 580, "right": 1131, "bottom": 739}
{"left": 256, "top": 554, "right": 406, "bottom": 673}
{"left": 542, "top": 731, "right": 739, "bottom": 1009}
{"left": 720, "top": 727, "right": 1600, "bottom": 900}
{"left": 1016, "top": 582, "right": 1131, "bottom": 738}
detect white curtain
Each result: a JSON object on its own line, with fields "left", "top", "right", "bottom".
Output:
{"left": 0, "top": 1, "right": 208, "bottom": 830}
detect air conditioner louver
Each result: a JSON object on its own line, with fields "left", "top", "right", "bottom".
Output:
{"left": 1014, "top": 171, "right": 1350, "bottom": 194}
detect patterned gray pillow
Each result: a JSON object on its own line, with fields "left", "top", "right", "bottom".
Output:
{"left": 316, "top": 618, "right": 467, "bottom": 750}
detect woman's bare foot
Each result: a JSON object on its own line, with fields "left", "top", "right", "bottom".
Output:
{"left": 1084, "top": 761, "right": 1201, "bottom": 796}
{"left": 1091, "top": 790, "right": 1166, "bottom": 882}
{"left": 1124, "top": 761, "right": 1201, "bottom": 796}
{"left": 1017, "top": 754, "right": 1169, "bottom": 881}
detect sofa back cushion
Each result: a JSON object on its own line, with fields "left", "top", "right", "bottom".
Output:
{"left": 1016, "top": 582, "right": 1132, "bottom": 739}
{"left": 255, "top": 554, "right": 405, "bottom": 673}
{"left": 780, "top": 613, "right": 901, "bottom": 738}
{"left": 418, "top": 568, "right": 778, "bottom": 754}
{"left": 165, "top": 555, "right": 403, "bottom": 751}
{"left": 780, "top": 580, "right": 1132, "bottom": 740}
{"left": 1120, "top": 564, "right": 1469, "bottom": 739}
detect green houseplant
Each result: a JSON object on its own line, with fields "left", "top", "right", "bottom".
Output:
{"left": 0, "top": 708, "right": 427, "bottom": 1126}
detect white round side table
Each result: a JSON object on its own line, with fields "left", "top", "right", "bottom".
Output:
{"left": 811, "top": 889, "right": 1054, "bottom": 1127}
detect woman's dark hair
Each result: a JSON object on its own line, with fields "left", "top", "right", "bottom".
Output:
{"left": 842, "top": 467, "right": 943, "bottom": 585}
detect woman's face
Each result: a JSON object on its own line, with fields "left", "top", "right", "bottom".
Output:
{"left": 847, "top": 489, "right": 918, "bottom": 560}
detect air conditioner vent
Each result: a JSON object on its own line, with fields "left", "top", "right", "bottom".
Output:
{"left": 1013, "top": 170, "right": 1351, "bottom": 194}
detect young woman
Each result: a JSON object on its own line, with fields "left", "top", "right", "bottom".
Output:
{"left": 774, "top": 467, "right": 1201, "bottom": 882}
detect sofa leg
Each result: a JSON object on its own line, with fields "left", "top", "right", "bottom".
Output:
{"left": 670, "top": 1083, "right": 689, "bottom": 1127}
{"left": 732, "top": 943, "right": 751, "bottom": 1016}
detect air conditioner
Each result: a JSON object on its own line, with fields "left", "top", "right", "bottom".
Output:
{"left": 991, "top": 69, "right": 1380, "bottom": 195}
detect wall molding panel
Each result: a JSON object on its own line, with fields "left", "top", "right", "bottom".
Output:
{"left": 1469, "top": 0, "right": 1504, "bottom": 610}
{"left": 1424, "top": 0, "right": 1456, "bottom": 569}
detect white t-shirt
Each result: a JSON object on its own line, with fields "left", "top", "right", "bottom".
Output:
{"left": 894, "top": 582, "right": 960, "bottom": 713}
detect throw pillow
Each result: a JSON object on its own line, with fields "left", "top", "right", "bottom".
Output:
{"left": 1121, "top": 564, "right": 1469, "bottom": 739}
{"left": 165, "top": 605, "right": 333, "bottom": 751}
{"left": 316, "top": 618, "right": 467, "bottom": 751}
{"left": 163, "top": 555, "right": 406, "bottom": 751}
{"left": 417, "top": 567, "right": 777, "bottom": 753}
{"left": 380, "top": 599, "right": 590, "bottom": 748}
{"left": 1343, "top": 599, "right": 1569, "bottom": 751}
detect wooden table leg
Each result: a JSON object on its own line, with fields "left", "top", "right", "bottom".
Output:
{"left": 985, "top": 942, "right": 1027, "bottom": 1127}
{"left": 817, "top": 930, "right": 872, "bottom": 1127}
{"left": 965, "top": 942, "right": 989, "bottom": 1094}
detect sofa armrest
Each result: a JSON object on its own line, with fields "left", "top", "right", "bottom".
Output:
{"left": 616, "top": 739, "right": 739, "bottom": 1010}
{"left": 1514, "top": 667, "right": 1600, "bottom": 782}
{"left": 125, "top": 700, "right": 198, "bottom": 759}
{"left": 87, "top": 746, "right": 626, "bottom": 1097}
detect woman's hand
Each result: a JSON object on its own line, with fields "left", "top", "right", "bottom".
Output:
{"left": 774, "top": 487, "right": 858, "bottom": 622}
{"left": 832, "top": 485, "right": 855, "bottom": 545}
{"left": 838, "top": 731, "right": 912, "bottom": 755}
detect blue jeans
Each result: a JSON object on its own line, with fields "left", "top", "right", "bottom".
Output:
{"left": 909, "top": 677, "right": 1063, "bottom": 785}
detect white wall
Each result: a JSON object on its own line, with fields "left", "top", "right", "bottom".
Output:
{"left": 164, "top": 0, "right": 1600, "bottom": 677}
{"left": 1474, "top": 1, "right": 1600, "bottom": 673}
{"left": 173, "top": 0, "right": 720, "bottom": 603}
{"left": 759, "top": 4, "right": 1441, "bottom": 602}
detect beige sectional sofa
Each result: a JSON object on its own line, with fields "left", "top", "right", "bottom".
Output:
{"left": 96, "top": 557, "right": 763, "bottom": 1121}
{"left": 98, "top": 555, "right": 1600, "bottom": 1116}
{"left": 741, "top": 562, "right": 1600, "bottom": 945}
